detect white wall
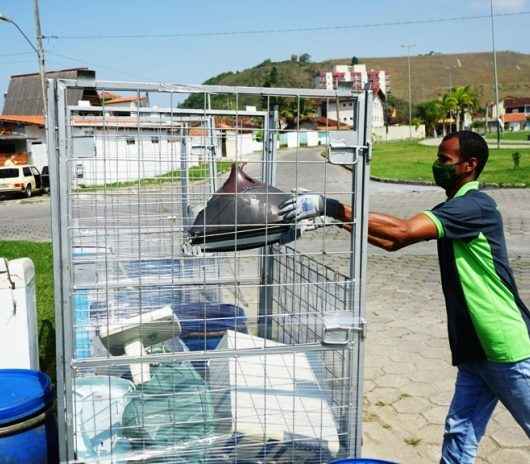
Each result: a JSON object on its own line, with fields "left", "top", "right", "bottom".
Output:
{"left": 29, "top": 142, "right": 48, "bottom": 172}
{"left": 279, "top": 131, "right": 320, "bottom": 148}
{"left": 224, "top": 132, "right": 256, "bottom": 160}
{"left": 372, "top": 125, "right": 426, "bottom": 141}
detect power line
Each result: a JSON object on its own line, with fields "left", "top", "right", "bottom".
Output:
{"left": 47, "top": 51, "right": 155, "bottom": 81}
{"left": 45, "top": 11, "right": 530, "bottom": 40}
{"left": 0, "top": 51, "right": 35, "bottom": 57}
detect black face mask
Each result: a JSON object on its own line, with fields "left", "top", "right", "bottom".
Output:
{"left": 432, "top": 160, "right": 465, "bottom": 190}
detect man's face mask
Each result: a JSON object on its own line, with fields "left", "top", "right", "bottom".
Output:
{"left": 432, "top": 159, "right": 465, "bottom": 190}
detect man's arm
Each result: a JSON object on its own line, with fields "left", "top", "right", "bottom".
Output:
{"left": 368, "top": 212, "right": 438, "bottom": 251}
{"left": 279, "top": 195, "right": 438, "bottom": 251}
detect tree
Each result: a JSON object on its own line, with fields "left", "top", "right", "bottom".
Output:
{"left": 290, "top": 54, "right": 298, "bottom": 62}
{"left": 450, "top": 86, "right": 479, "bottom": 131}
{"left": 299, "top": 53, "right": 311, "bottom": 63}
{"left": 351, "top": 56, "right": 359, "bottom": 66}
{"left": 438, "top": 93, "right": 458, "bottom": 135}
{"left": 416, "top": 100, "right": 444, "bottom": 137}
{"left": 264, "top": 66, "right": 279, "bottom": 87}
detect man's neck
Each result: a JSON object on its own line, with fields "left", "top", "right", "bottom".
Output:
{"left": 446, "top": 177, "right": 475, "bottom": 199}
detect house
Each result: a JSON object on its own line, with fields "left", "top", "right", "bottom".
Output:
{"left": 501, "top": 113, "right": 527, "bottom": 132}
{"left": 488, "top": 96, "right": 530, "bottom": 130}
{"left": 1, "top": 68, "right": 148, "bottom": 171}
{"left": 1, "top": 68, "right": 100, "bottom": 169}
{"left": 314, "top": 64, "right": 388, "bottom": 129}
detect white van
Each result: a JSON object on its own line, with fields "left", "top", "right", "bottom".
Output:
{"left": 0, "top": 165, "right": 43, "bottom": 198}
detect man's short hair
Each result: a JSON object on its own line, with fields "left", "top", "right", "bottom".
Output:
{"left": 442, "top": 130, "right": 489, "bottom": 179}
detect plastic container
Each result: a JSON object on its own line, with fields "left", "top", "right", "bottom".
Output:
{"left": 0, "top": 369, "right": 58, "bottom": 463}
{"left": 0, "top": 258, "right": 39, "bottom": 369}
{"left": 74, "top": 375, "right": 135, "bottom": 459}
{"left": 329, "top": 459, "right": 398, "bottom": 464}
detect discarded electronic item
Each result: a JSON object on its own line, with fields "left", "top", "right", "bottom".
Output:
{"left": 188, "top": 163, "right": 293, "bottom": 252}
{"left": 98, "top": 305, "right": 181, "bottom": 384}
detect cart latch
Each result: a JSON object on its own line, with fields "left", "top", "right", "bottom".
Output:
{"left": 328, "top": 143, "right": 370, "bottom": 166}
{"left": 321, "top": 311, "right": 367, "bottom": 346}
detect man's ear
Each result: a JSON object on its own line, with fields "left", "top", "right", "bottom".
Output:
{"left": 465, "top": 157, "right": 479, "bottom": 175}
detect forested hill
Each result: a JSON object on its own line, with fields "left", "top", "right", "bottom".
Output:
{"left": 187, "top": 51, "right": 530, "bottom": 105}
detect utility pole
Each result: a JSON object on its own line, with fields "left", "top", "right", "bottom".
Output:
{"left": 33, "top": 0, "right": 47, "bottom": 119}
{"left": 401, "top": 43, "right": 415, "bottom": 138}
{"left": 490, "top": 0, "right": 501, "bottom": 149}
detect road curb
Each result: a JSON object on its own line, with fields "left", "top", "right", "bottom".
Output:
{"left": 370, "top": 176, "right": 528, "bottom": 189}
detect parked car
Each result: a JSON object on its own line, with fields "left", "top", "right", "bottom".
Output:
{"left": 0, "top": 165, "right": 44, "bottom": 198}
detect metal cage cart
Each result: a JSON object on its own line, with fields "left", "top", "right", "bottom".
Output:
{"left": 47, "top": 78, "right": 372, "bottom": 463}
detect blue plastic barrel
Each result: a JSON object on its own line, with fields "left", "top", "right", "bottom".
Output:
{"left": 329, "top": 459, "right": 398, "bottom": 464}
{"left": 0, "top": 369, "right": 58, "bottom": 463}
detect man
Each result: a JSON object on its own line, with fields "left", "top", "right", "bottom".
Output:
{"left": 280, "top": 131, "right": 530, "bottom": 463}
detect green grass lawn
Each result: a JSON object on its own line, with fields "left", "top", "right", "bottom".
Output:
{"left": 77, "top": 161, "right": 233, "bottom": 191}
{"left": 0, "top": 241, "right": 55, "bottom": 379}
{"left": 372, "top": 141, "right": 530, "bottom": 187}
{"left": 486, "top": 130, "right": 530, "bottom": 142}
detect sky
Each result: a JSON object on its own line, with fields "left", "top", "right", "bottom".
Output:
{"left": 0, "top": 0, "right": 529, "bottom": 108}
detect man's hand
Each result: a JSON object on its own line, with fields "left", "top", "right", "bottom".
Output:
{"left": 279, "top": 194, "right": 325, "bottom": 222}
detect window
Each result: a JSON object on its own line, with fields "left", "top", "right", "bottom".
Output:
{"left": 23, "top": 167, "right": 32, "bottom": 177}
{"left": 0, "top": 168, "right": 19, "bottom": 178}
{"left": 151, "top": 136, "right": 160, "bottom": 144}
{"left": 126, "top": 138, "right": 136, "bottom": 145}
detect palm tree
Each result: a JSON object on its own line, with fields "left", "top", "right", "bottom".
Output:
{"left": 450, "top": 86, "right": 479, "bottom": 131}
{"left": 439, "top": 93, "right": 458, "bottom": 135}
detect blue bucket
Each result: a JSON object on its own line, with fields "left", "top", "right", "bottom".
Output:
{"left": 329, "top": 459, "right": 398, "bottom": 464}
{"left": 0, "top": 369, "right": 58, "bottom": 463}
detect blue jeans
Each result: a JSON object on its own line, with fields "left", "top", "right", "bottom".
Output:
{"left": 441, "top": 357, "right": 530, "bottom": 464}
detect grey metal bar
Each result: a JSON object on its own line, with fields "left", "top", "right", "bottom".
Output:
{"left": 47, "top": 79, "right": 68, "bottom": 463}
{"left": 71, "top": 340, "right": 358, "bottom": 369}
{"left": 56, "top": 79, "right": 77, "bottom": 462}
{"left": 68, "top": 106, "right": 268, "bottom": 117}
{"left": 179, "top": 126, "right": 191, "bottom": 230}
{"left": 56, "top": 78, "right": 358, "bottom": 98}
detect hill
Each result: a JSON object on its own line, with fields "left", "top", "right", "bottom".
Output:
{"left": 190, "top": 51, "right": 530, "bottom": 106}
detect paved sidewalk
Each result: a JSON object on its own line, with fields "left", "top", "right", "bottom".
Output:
{"left": 359, "top": 187, "right": 530, "bottom": 462}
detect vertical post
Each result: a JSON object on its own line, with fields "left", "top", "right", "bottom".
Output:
{"left": 347, "top": 87, "right": 371, "bottom": 457}
{"left": 33, "top": 0, "right": 47, "bottom": 119}
{"left": 490, "top": 0, "right": 501, "bottom": 149}
{"left": 206, "top": 94, "right": 218, "bottom": 193}
{"left": 180, "top": 126, "right": 191, "bottom": 230}
{"left": 258, "top": 109, "right": 278, "bottom": 339}
{"left": 401, "top": 43, "right": 415, "bottom": 138}
{"left": 47, "top": 79, "right": 68, "bottom": 462}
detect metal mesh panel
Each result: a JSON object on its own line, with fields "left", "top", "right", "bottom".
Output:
{"left": 48, "top": 80, "right": 371, "bottom": 463}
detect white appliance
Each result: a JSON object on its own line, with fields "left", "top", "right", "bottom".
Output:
{"left": 0, "top": 257, "right": 39, "bottom": 369}
{"left": 209, "top": 331, "right": 340, "bottom": 461}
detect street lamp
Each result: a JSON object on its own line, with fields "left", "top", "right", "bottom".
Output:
{"left": 0, "top": 10, "right": 47, "bottom": 118}
{"left": 490, "top": 0, "right": 501, "bottom": 149}
{"left": 401, "top": 43, "right": 416, "bottom": 138}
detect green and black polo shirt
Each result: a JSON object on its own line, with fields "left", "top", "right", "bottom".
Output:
{"left": 423, "top": 181, "right": 530, "bottom": 366}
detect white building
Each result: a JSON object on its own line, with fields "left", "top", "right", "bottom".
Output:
{"left": 314, "top": 64, "right": 388, "bottom": 129}
{"left": 314, "top": 64, "right": 389, "bottom": 95}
